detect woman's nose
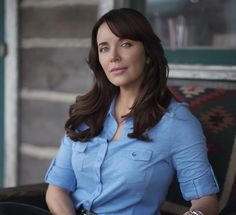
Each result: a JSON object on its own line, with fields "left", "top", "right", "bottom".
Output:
{"left": 110, "top": 47, "right": 121, "bottom": 62}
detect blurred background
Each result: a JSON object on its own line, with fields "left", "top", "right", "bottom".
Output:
{"left": 0, "top": 0, "right": 235, "bottom": 191}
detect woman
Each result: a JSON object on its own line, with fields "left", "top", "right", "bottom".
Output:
{"left": 45, "top": 8, "right": 219, "bottom": 215}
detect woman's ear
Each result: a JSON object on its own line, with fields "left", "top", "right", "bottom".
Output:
{"left": 146, "top": 57, "right": 150, "bottom": 64}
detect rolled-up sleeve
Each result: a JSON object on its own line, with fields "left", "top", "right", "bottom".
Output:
{"left": 179, "top": 165, "right": 219, "bottom": 200}
{"left": 45, "top": 134, "right": 76, "bottom": 192}
{"left": 170, "top": 105, "right": 219, "bottom": 201}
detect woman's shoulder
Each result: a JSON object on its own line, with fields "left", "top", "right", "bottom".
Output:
{"left": 166, "top": 99, "right": 203, "bottom": 132}
{"left": 169, "top": 98, "right": 205, "bottom": 137}
{"left": 167, "top": 99, "right": 195, "bottom": 119}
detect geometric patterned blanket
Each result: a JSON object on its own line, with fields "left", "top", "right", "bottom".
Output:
{"left": 161, "top": 86, "right": 236, "bottom": 215}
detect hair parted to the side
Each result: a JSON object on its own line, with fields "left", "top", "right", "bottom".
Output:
{"left": 65, "top": 8, "right": 172, "bottom": 142}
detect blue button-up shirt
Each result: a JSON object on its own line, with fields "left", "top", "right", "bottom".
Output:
{"left": 45, "top": 99, "right": 219, "bottom": 215}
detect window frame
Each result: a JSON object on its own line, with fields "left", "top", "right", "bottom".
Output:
{"left": 0, "top": 0, "right": 4, "bottom": 187}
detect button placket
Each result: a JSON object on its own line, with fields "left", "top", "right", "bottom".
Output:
{"left": 96, "top": 140, "right": 108, "bottom": 165}
{"left": 105, "top": 115, "right": 118, "bottom": 142}
{"left": 91, "top": 141, "right": 107, "bottom": 202}
{"left": 95, "top": 143, "right": 107, "bottom": 180}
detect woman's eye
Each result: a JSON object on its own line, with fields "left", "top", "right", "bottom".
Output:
{"left": 99, "top": 47, "right": 109, "bottom": 53}
{"left": 121, "top": 42, "right": 132, "bottom": 48}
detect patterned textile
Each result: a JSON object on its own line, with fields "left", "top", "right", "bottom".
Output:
{"left": 161, "top": 86, "right": 236, "bottom": 215}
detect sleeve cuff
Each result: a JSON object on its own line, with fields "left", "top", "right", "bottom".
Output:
{"left": 180, "top": 166, "right": 219, "bottom": 201}
{"left": 45, "top": 159, "right": 76, "bottom": 192}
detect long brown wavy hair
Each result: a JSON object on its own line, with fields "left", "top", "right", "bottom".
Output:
{"left": 65, "top": 8, "right": 172, "bottom": 142}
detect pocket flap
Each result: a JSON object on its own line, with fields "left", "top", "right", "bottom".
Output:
{"left": 72, "top": 142, "right": 87, "bottom": 152}
{"left": 123, "top": 150, "right": 152, "bottom": 161}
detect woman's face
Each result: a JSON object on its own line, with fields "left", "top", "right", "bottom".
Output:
{"left": 97, "top": 22, "right": 147, "bottom": 90}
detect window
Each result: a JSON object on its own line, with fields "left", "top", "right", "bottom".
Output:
{"left": 145, "top": 0, "right": 236, "bottom": 65}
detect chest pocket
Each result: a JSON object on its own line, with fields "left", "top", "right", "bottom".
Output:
{"left": 123, "top": 150, "right": 152, "bottom": 161}
{"left": 71, "top": 142, "right": 88, "bottom": 172}
{"left": 119, "top": 149, "right": 152, "bottom": 184}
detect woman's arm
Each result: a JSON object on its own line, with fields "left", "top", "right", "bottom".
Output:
{"left": 46, "top": 184, "right": 76, "bottom": 215}
{"left": 184, "top": 195, "right": 219, "bottom": 215}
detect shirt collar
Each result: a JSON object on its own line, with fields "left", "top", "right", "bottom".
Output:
{"left": 107, "top": 97, "right": 116, "bottom": 118}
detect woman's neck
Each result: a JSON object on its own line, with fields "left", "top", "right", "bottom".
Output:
{"left": 115, "top": 88, "right": 139, "bottom": 124}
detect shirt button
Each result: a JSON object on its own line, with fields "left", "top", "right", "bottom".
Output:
{"left": 85, "top": 201, "right": 89, "bottom": 206}
{"left": 97, "top": 157, "right": 102, "bottom": 161}
{"left": 132, "top": 152, "right": 137, "bottom": 157}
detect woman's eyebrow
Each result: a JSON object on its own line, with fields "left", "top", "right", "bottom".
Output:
{"left": 98, "top": 38, "right": 128, "bottom": 46}
{"left": 98, "top": 42, "right": 108, "bottom": 46}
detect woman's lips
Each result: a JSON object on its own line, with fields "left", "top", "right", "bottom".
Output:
{"left": 110, "top": 67, "right": 128, "bottom": 75}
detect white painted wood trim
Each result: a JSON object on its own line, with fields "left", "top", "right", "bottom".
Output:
{"left": 21, "top": 38, "right": 90, "bottom": 49}
{"left": 4, "top": 0, "right": 19, "bottom": 187}
{"left": 169, "top": 64, "right": 236, "bottom": 81}
{"left": 20, "top": 0, "right": 98, "bottom": 8}
{"left": 21, "top": 88, "right": 78, "bottom": 103}
{"left": 20, "top": 143, "right": 58, "bottom": 160}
